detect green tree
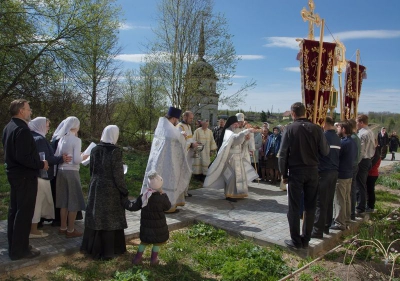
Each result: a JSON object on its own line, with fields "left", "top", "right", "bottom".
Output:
{"left": 260, "top": 110, "right": 267, "bottom": 122}
{"left": 60, "top": 0, "right": 122, "bottom": 135}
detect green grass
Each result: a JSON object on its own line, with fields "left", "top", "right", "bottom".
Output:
{"left": 0, "top": 223, "right": 293, "bottom": 281}
{"left": 375, "top": 190, "right": 400, "bottom": 203}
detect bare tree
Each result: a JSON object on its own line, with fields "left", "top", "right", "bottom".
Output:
{"left": 145, "top": 0, "right": 255, "bottom": 110}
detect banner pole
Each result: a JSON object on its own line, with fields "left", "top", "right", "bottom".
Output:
{"left": 355, "top": 49, "right": 360, "bottom": 118}
{"left": 313, "top": 19, "right": 325, "bottom": 124}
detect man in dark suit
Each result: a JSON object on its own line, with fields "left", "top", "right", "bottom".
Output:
{"left": 2, "top": 99, "right": 48, "bottom": 260}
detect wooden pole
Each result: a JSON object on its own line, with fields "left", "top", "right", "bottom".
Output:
{"left": 338, "top": 66, "right": 344, "bottom": 120}
{"left": 313, "top": 19, "right": 325, "bottom": 124}
{"left": 354, "top": 49, "right": 360, "bottom": 118}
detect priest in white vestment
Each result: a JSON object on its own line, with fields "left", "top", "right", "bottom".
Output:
{"left": 192, "top": 119, "right": 217, "bottom": 181}
{"left": 141, "top": 107, "right": 191, "bottom": 213}
{"left": 203, "top": 116, "right": 258, "bottom": 202}
{"left": 235, "top": 113, "right": 255, "bottom": 164}
{"left": 176, "top": 111, "right": 199, "bottom": 198}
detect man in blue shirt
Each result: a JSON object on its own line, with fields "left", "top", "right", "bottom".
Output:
{"left": 331, "top": 121, "right": 357, "bottom": 230}
{"left": 311, "top": 116, "right": 341, "bottom": 239}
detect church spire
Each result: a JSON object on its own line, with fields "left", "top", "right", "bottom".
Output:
{"left": 198, "top": 19, "right": 205, "bottom": 61}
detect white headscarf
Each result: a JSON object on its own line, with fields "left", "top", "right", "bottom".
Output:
{"left": 100, "top": 125, "right": 119, "bottom": 144}
{"left": 52, "top": 116, "right": 80, "bottom": 140}
{"left": 142, "top": 171, "right": 163, "bottom": 208}
{"left": 52, "top": 119, "right": 66, "bottom": 141}
{"left": 28, "top": 117, "right": 48, "bottom": 137}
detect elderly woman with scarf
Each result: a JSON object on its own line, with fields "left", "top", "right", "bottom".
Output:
{"left": 126, "top": 171, "right": 171, "bottom": 266}
{"left": 54, "top": 116, "right": 88, "bottom": 238}
{"left": 80, "top": 125, "right": 130, "bottom": 260}
{"left": 28, "top": 117, "right": 70, "bottom": 238}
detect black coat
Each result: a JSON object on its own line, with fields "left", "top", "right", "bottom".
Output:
{"left": 85, "top": 143, "right": 129, "bottom": 231}
{"left": 389, "top": 135, "right": 400, "bottom": 152}
{"left": 127, "top": 192, "right": 171, "bottom": 244}
{"left": 2, "top": 118, "right": 44, "bottom": 178}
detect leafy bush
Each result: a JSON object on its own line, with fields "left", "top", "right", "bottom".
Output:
{"left": 187, "top": 222, "right": 227, "bottom": 243}
{"left": 113, "top": 269, "right": 150, "bottom": 281}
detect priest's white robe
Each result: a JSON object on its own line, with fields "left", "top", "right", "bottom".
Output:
{"left": 203, "top": 128, "right": 258, "bottom": 198}
{"left": 141, "top": 117, "right": 192, "bottom": 211}
{"left": 192, "top": 128, "right": 217, "bottom": 175}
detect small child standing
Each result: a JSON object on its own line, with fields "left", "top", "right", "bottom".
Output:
{"left": 125, "top": 171, "right": 171, "bottom": 265}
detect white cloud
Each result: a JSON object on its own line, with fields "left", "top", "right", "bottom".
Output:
{"left": 284, "top": 67, "right": 300, "bottom": 72}
{"left": 378, "top": 88, "right": 400, "bottom": 93}
{"left": 263, "top": 37, "right": 300, "bottom": 49}
{"left": 333, "top": 30, "right": 400, "bottom": 41}
{"left": 119, "top": 23, "right": 151, "bottom": 31}
{"left": 264, "top": 30, "right": 400, "bottom": 50}
{"left": 237, "top": 55, "right": 265, "bottom": 60}
{"left": 114, "top": 54, "right": 146, "bottom": 63}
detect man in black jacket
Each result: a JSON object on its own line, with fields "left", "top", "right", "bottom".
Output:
{"left": 278, "top": 102, "right": 329, "bottom": 250}
{"left": 2, "top": 99, "right": 48, "bottom": 260}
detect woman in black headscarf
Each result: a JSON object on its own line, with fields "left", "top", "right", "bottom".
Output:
{"left": 216, "top": 115, "right": 239, "bottom": 151}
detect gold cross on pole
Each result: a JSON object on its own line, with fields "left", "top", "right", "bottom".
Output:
{"left": 301, "top": 0, "right": 321, "bottom": 40}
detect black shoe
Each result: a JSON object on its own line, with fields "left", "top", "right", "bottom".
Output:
{"left": 310, "top": 233, "right": 323, "bottom": 239}
{"left": 225, "top": 197, "right": 237, "bottom": 202}
{"left": 185, "top": 193, "right": 193, "bottom": 197}
{"left": 323, "top": 229, "right": 330, "bottom": 235}
{"left": 330, "top": 224, "right": 345, "bottom": 231}
{"left": 51, "top": 220, "right": 61, "bottom": 227}
{"left": 301, "top": 237, "right": 309, "bottom": 249}
{"left": 76, "top": 211, "right": 83, "bottom": 220}
{"left": 284, "top": 239, "right": 302, "bottom": 250}
{"left": 350, "top": 215, "right": 356, "bottom": 221}
{"left": 11, "top": 249, "right": 41, "bottom": 260}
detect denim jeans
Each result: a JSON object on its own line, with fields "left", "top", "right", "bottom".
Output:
{"left": 312, "top": 170, "right": 338, "bottom": 236}
{"left": 350, "top": 165, "right": 358, "bottom": 219}
{"left": 356, "top": 159, "right": 372, "bottom": 212}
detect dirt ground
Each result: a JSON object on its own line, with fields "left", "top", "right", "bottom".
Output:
{"left": 1, "top": 167, "right": 400, "bottom": 281}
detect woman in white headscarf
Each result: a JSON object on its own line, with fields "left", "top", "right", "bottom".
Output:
{"left": 80, "top": 125, "right": 130, "bottom": 260}
{"left": 28, "top": 117, "right": 68, "bottom": 238}
{"left": 55, "top": 116, "right": 88, "bottom": 238}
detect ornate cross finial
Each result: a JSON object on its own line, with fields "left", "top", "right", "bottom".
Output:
{"left": 301, "top": 0, "right": 321, "bottom": 40}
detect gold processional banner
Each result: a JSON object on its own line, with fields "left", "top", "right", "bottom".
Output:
{"left": 298, "top": 39, "right": 336, "bottom": 125}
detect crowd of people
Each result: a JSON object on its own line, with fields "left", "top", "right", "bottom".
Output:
{"left": 2, "top": 99, "right": 398, "bottom": 263}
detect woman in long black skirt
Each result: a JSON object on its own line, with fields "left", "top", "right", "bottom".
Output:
{"left": 81, "top": 125, "right": 129, "bottom": 260}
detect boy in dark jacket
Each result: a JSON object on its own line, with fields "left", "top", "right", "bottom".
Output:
{"left": 124, "top": 171, "right": 171, "bottom": 265}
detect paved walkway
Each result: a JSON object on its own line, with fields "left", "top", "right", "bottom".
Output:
{"left": 1, "top": 156, "right": 398, "bottom": 274}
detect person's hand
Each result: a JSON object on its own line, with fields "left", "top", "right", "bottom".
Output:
{"left": 282, "top": 177, "right": 288, "bottom": 184}
{"left": 43, "top": 160, "right": 49, "bottom": 171}
{"left": 63, "top": 154, "right": 72, "bottom": 163}
{"left": 82, "top": 154, "right": 89, "bottom": 160}
{"left": 245, "top": 134, "right": 251, "bottom": 140}
{"left": 192, "top": 142, "right": 199, "bottom": 149}
{"left": 249, "top": 151, "right": 253, "bottom": 156}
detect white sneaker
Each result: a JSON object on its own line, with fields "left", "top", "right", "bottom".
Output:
{"left": 29, "top": 232, "right": 49, "bottom": 239}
